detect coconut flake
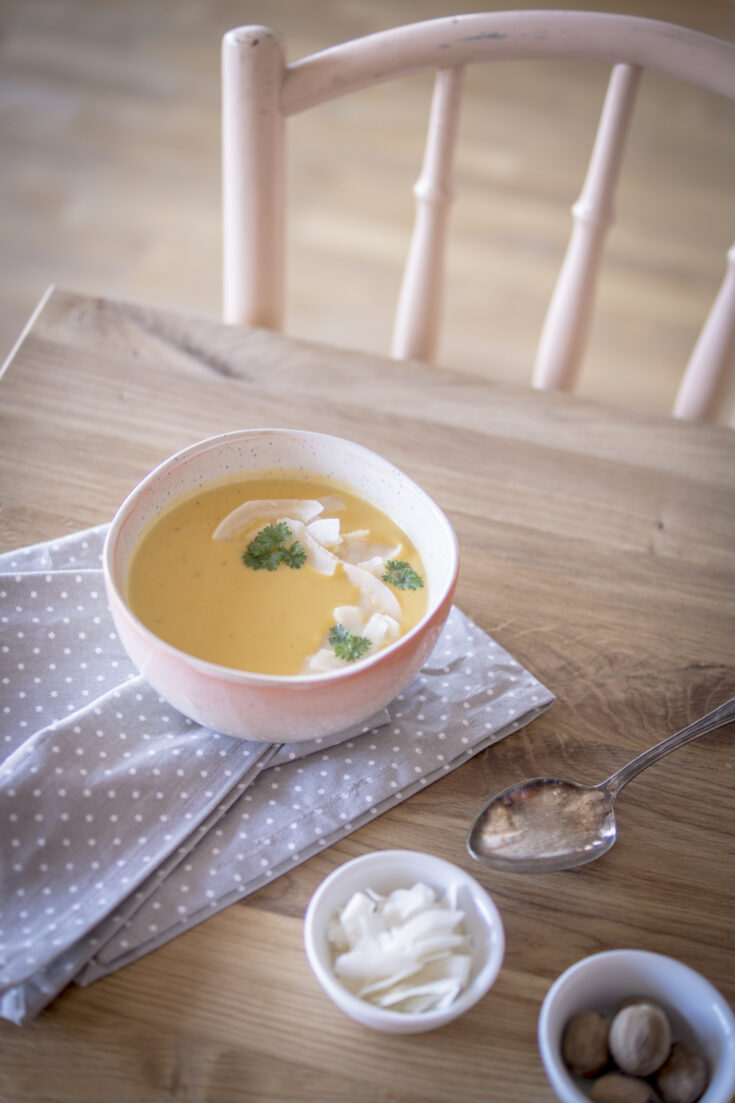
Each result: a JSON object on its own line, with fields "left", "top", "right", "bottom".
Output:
{"left": 362, "top": 613, "right": 400, "bottom": 649}
{"left": 342, "top": 562, "right": 402, "bottom": 620}
{"left": 286, "top": 519, "right": 340, "bottom": 575}
{"left": 301, "top": 648, "right": 345, "bottom": 674}
{"left": 381, "top": 883, "right": 436, "bottom": 924}
{"left": 340, "top": 530, "right": 401, "bottom": 566}
{"left": 331, "top": 605, "right": 365, "bottom": 634}
{"left": 306, "top": 517, "right": 342, "bottom": 547}
{"left": 355, "top": 555, "right": 388, "bottom": 578}
{"left": 213, "top": 498, "right": 324, "bottom": 540}
{"left": 372, "top": 960, "right": 471, "bottom": 1011}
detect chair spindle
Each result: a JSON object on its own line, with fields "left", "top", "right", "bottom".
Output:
{"left": 222, "top": 27, "right": 286, "bottom": 330}
{"left": 392, "top": 66, "right": 465, "bottom": 363}
{"left": 674, "top": 244, "right": 735, "bottom": 420}
{"left": 532, "top": 62, "right": 641, "bottom": 393}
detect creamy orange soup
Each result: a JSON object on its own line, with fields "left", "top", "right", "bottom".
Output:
{"left": 126, "top": 474, "right": 427, "bottom": 676}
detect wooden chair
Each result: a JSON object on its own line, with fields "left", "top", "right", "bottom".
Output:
{"left": 221, "top": 11, "right": 735, "bottom": 422}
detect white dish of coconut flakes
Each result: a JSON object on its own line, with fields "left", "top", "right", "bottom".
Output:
{"left": 303, "top": 850, "right": 505, "bottom": 1034}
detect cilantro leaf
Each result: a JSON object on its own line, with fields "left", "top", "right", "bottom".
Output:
{"left": 280, "top": 540, "right": 306, "bottom": 569}
{"left": 243, "top": 522, "right": 306, "bottom": 571}
{"left": 382, "top": 559, "right": 424, "bottom": 591}
{"left": 328, "top": 623, "right": 372, "bottom": 663}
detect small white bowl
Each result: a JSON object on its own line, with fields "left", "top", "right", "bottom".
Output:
{"left": 538, "top": 949, "right": 735, "bottom": 1103}
{"left": 303, "top": 849, "right": 505, "bottom": 1034}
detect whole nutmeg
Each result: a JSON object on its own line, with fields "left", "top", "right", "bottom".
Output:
{"left": 589, "top": 1072, "right": 662, "bottom": 1103}
{"left": 655, "top": 1041, "right": 709, "bottom": 1103}
{"left": 561, "top": 1010, "right": 610, "bottom": 1076}
{"left": 609, "top": 1001, "right": 672, "bottom": 1077}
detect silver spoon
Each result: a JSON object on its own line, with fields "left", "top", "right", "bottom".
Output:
{"left": 467, "top": 697, "right": 735, "bottom": 873}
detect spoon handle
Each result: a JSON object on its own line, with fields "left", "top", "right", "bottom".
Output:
{"left": 603, "top": 697, "right": 735, "bottom": 797}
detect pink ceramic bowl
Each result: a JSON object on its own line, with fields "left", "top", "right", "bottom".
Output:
{"left": 103, "top": 428, "right": 458, "bottom": 743}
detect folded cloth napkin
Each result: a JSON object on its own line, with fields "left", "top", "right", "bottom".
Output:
{"left": 0, "top": 526, "right": 554, "bottom": 1024}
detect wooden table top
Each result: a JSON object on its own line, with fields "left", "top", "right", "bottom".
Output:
{"left": 1, "top": 287, "right": 733, "bottom": 1102}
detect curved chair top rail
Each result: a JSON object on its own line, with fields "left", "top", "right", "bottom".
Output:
{"left": 267, "top": 11, "right": 735, "bottom": 115}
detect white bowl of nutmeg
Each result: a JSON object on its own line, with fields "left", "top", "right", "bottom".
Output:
{"left": 537, "top": 950, "right": 735, "bottom": 1103}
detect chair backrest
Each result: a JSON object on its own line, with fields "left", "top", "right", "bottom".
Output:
{"left": 221, "top": 11, "right": 735, "bottom": 422}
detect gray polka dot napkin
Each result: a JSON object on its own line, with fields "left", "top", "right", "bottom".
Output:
{"left": 0, "top": 526, "right": 554, "bottom": 1024}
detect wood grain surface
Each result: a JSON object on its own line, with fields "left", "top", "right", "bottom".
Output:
{"left": 1, "top": 0, "right": 734, "bottom": 424}
{"left": 0, "top": 287, "right": 733, "bottom": 1102}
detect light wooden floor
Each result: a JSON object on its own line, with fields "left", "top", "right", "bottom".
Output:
{"left": 2, "top": 0, "right": 734, "bottom": 422}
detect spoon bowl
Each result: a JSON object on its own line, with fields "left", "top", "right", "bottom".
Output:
{"left": 468, "top": 776, "right": 617, "bottom": 873}
{"left": 468, "top": 697, "right": 735, "bottom": 873}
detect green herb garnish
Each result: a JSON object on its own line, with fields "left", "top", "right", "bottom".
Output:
{"left": 279, "top": 541, "right": 308, "bottom": 569}
{"left": 382, "top": 559, "right": 424, "bottom": 591}
{"left": 243, "top": 522, "right": 306, "bottom": 571}
{"left": 328, "top": 623, "right": 372, "bottom": 663}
